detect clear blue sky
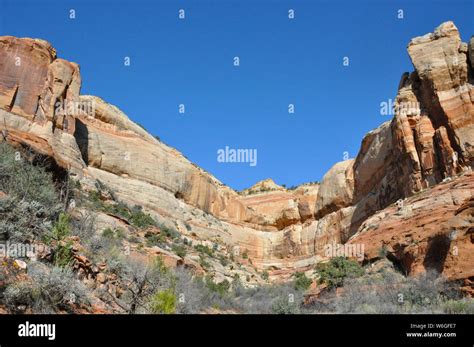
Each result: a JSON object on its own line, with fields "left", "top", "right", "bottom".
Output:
{"left": 1, "top": 0, "right": 473, "bottom": 190}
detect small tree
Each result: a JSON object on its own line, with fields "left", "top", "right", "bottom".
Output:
{"left": 293, "top": 272, "right": 312, "bottom": 291}
{"left": 315, "top": 256, "right": 364, "bottom": 289}
{"left": 149, "top": 289, "right": 177, "bottom": 314}
{"left": 47, "top": 213, "right": 74, "bottom": 267}
{"left": 111, "top": 257, "right": 171, "bottom": 314}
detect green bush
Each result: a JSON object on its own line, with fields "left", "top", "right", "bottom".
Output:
{"left": 149, "top": 289, "right": 177, "bottom": 314}
{"left": 205, "top": 276, "right": 230, "bottom": 296}
{"left": 145, "top": 233, "right": 164, "bottom": 247}
{"left": 271, "top": 296, "right": 300, "bottom": 314}
{"left": 160, "top": 225, "right": 180, "bottom": 239}
{"left": 198, "top": 255, "right": 211, "bottom": 270}
{"left": 47, "top": 213, "right": 74, "bottom": 268}
{"left": 315, "top": 256, "right": 364, "bottom": 289}
{"left": 0, "top": 143, "right": 58, "bottom": 207}
{"left": 171, "top": 243, "right": 187, "bottom": 258}
{"left": 293, "top": 272, "right": 312, "bottom": 291}
{"left": 0, "top": 144, "right": 61, "bottom": 242}
{"left": 102, "top": 227, "right": 125, "bottom": 240}
{"left": 102, "top": 228, "right": 115, "bottom": 238}
{"left": 195, "top": 244, "right": 214, "bottom": 257}
{"left": 88, "top": 190, "right": 156, "bottom": 229}
{"left": 87, "top": 190, "right": 103, "bottom": 209}
{"left": 130, "top": 206, "right": 156, "bottom": 228}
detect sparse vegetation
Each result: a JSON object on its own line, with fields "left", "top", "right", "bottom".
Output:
{"left": 171, "top": 243, "right": 187, "bottom": 258}
{"left": 4, "top": 266, "right": 89, "bottom": 314}
{"left": 87, "top": 190, "right": 156, "bottom": 229}
{"left": 205, "top": 276, "right": 231, "bottom": 296}
{"left": 195, "top": 244, "right": 214, "bottom": 257}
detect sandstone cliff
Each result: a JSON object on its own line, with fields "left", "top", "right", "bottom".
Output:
{"left": 0, "top": 22, "right": 473, "bottom": 285}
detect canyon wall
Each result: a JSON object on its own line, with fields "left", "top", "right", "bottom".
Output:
{"left": 0, "top": 22, "right": 473, "bottom": 282}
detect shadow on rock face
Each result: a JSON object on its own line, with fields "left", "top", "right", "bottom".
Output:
{"left": 74, "top": 119, "right": 89, "bottom": 165}
{"left": 423, "top": 233, "right": 451, "bottom": 273}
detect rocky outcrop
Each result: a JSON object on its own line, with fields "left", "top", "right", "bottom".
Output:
{"left": 344, "top": 22, "right": 474, "bottom": 239}
{"left": 348, "top": 172, "right": 474, "bottom": 285}
{"left": 0, "top": 36, "right": 81, "bottom": 133}
{"left": 407, "top": 22, "right": 473, "bottom": 162}
{"left": 238, "top": 180, "right": 318, "bottom": 230}
{"left": 315, "top": 160, "right": 354, "bottom": 219}
{"left": 0, "top": 22, "right": 473, "bottom": 282}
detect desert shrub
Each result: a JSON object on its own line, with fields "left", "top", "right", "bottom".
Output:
{"left": 85, "top": 232, "right": 122, "bottom": 262}
{"left": 45, "top": 213, "right": 74, "bottom": 267}
{"left": 128, "top": 234, "right": 141, "bottom": 243}
{"left": 106, "top": 202, "right": 156, "bottom": 229}
{"left": 315, "top": 256, "right": 364, "bottom": 289}
{"left": 198, "top": 254, "right": 211, "bottom": 270}
{"left": 232, "top": 283, "right": 303, "bottom": 314}
{"left": 0, "top": 197, "right": 55, "bottom": 242}
{"left": 129, "top": 206, "right": 156, "bottom": 228}
{"left": 218, "top": 254, "right": 229, "bottom": 267}
{"left": 116, "top": 257, "right": 171, "bottom": 314}
{"left": 149, "top": 289, "right": 176, "bottom": 314}
{"left": 172, "top": 268, "right": 209, "bottom": 314}
{"left": 102, "top": 228, "right": 115, "bottom": 239}
{"left": 0, "top": 144, "right": 61, "bottom": 242}
{"left": 87, "top": 189, "right": 155, "bottom": 229}
{"left": 397, "top": 271, "right": 461, "bottom": 312}
{"left": 261, "top": 270, "right": 269, "bottom": 281}
{"left": 160, "top": 225, "right": 179, "bottom": 239}
{"left": 293, "top": 272, "right": 312, "bottom": 291}
{"left": 171, "top": 243, "right": 187, "bottom": 258}
{"left": 205, "top": 276, "right": 231, "bottom": 296}
{"left": 70, "top": 211, "right": 96, "bottom": 240}
{"left": 272, "top": 296, "right": 300, "bottom": 314}
{"left": 440, "top": 299, "right": 474, "bottom": 314}
{"left": 195, "top": 244, "right": 214, "bottom": 257}
{"left": 333, "top": 270, "right": 403, "bottom": 314}
{"left": 0, "top": 143, "right": 58, "bottom": 207}
{"left": 145, "top": 233, "right": 164, "bottom": 247}
{"left": 331, "top": 269, "right": 465, "bottom": 314}
{"left": 101, "top": 227, "right": 125, "bottom": 240}
{"left": 3, "top": 265, "right": 89, "bottom": 313}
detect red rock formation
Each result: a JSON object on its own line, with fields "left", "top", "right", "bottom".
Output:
{"left": 0, "top": 22, "right": 472, "bottom": 282}
{"left": 348, "top": 173, "right": 474, "bottom": 285}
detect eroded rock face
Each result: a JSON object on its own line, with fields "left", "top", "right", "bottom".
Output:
{"left": 348, "top": 22, "right": 474, "bottom": 237}
{"left": 407, "top": 22, "right": 474, "bottom": 163}
{"left": 315, "top": 160, "right": 354, "bottom": 219}
{"left": 238, "top": 181, "right": 319, "bottom": 230}
{"left": 0, "top": 36, "right": 81, "bottom": 133}
{"left": 0, "top": 22, "right": 473, "bottom": 282}
{"left": 348, "top": 173, "right": 474, "bottom": 283}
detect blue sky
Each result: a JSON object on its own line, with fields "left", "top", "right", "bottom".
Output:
{"left": 1, "top": 0, "right": 473, "bottom": 190}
